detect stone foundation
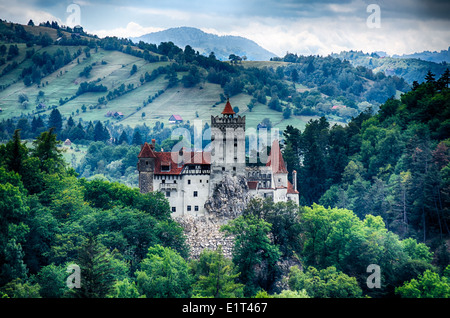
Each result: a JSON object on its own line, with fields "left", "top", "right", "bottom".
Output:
{"left": 175, "top": 214, "right": 234, "bottom": 259}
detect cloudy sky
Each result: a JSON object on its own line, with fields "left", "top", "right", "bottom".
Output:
{"left": 1, "top": 0, "right": 449, "bottom": 57}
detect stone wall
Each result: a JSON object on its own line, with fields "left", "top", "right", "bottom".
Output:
{"left": 175, "top": 214, "right": 234, "bottom": 259}
{"left": 176, "top": 173, "right": 251, "bottom": 259}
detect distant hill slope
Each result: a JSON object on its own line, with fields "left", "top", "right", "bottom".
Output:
{"left": 131, "top": 27, "right": 277, "bottom": 61}
{"left": 0, "top": 20, "right": 417, "bottom": 138}
{"left": 392, "top": 47, "right": 450, "bottom": 64}
{"left": 331, "top": 50, "right": 449, "bottom": 84}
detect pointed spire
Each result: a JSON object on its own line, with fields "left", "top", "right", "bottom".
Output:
{"left": 221, "top": 98, "right": 235, "bottom": 116}
{"left": 267, "top": 139, "right": 288, "bottom": 173}
{"left": 138, "top": 142, "right": 156, "bottom": 158}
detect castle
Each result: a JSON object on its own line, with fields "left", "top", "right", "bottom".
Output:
{"left": 137, "top": 99, "right": 299, "bottom": 217}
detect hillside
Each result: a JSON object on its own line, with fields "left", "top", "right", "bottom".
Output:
{"left": 131, "top": 27, "right": 277, "bottom": 61}
{"left": 392, "top": 47, "right": 450, "bottom": 64}
{"left": 0, "top": 20, "right": 416, "bottom": 146}
{"left": 331, "top": 50, "right": 448, "bottom": 84}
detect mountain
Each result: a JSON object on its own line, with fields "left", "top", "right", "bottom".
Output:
{"left": 330, "top": 50, "right": 448, "bottom": 84}
{"left": 131, "top": 27, "right": 277, "bottom": 61}
{"left": 392, "top": 47, "right": 450, "bottom": 64}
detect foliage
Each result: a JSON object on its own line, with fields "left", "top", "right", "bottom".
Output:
{"left": 288, "top": 265, "right": 362, "bottom": 298}
{"left": 136, "top": 245, "right": 192, "bottom": 298}
{"left": 190, "top": 246, "right": 244, "bottom": 298}
{"left": 395, "top": 267, "right": 450, "bottom": 298}
{"left": 284, "top": 74, "right": 450, "bottom": 244}
{"left": 298, "top": 204, "right": 436, "bottom": 296}
{"left": 221, "top": 214, "right": 281, "bottom": 296}
{"left": 0, "top": 128, "right": 188, "bottom": 298}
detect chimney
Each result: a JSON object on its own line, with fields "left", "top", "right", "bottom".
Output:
{"left": 293, "top": 170, "right": 297, "bottom": 191}
{"left": 151, "top": 139, "right": 156, "bottom": 150}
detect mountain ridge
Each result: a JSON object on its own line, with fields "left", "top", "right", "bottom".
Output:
{"left": 131, "top": 26, "right": 277, "bottom": 61}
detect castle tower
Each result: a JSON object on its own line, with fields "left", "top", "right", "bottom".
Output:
{"left": 210, "top": 98, "right": 246, "bottom": 191}
{"left": 137, "top": 140, "right": 156, "bottom": 193}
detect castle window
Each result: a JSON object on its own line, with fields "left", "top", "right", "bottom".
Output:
{"left": 161, "top": 165, "right": 170, "bottom": 171}
{"left": 188, "top": 179, "right": 191, "bottom": 184}
{"left": 222, "top": 167, "right": 225, "bottom": 171}
{"left": 194, "top": 191, "right": 198, "bottom": 197}
{"left": 195, "top": 206, "right": 199, "bottom": 212}
{"left": 162, "top": 180, "right": 165, "bottom": 184}
{"left": 171, "top": 207, "right": 176, "bottom": 212}
{"left": 200, "top": 179, "right": 202, "bottom": 183}
{"left": 166, "top": 191, "right": 170, "bottom": 197}
{"left": 187, "top": 205, "right": 191, "bottom": 211}
{"left": 233, "top": 167, "right": 236, "bottom": 171}
{"left": 146, "top": 161, "right": 148, "bottom": 165}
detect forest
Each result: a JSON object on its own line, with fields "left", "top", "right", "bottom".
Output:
{"left": 0, "top": 20, "right": 449, "bottom": 300}
{"left": 0, "top": 72, "right": 449, "bottom": 299}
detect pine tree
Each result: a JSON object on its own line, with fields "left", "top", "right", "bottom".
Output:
{"left": 31, "top": 128, "right": 64, "bottom": 173}
{"left": 3, "top": 129, "right": 28, "bottom": 173}
{"left": 48, "top": 108, "right": 63, "bottom": 132}
{"left": 118, "top": 130, "right": 129, "bottom": 145}
{"left": 93, "top": 121, "right": 109, "bottom": 142}
{"left": 425, "top": 70, "right": 435, "bottom": 83}
{"left": 72, "top": 236, "right": 115, "bottom": 298}
{"left": 66, "top": 116, "right": 75, "bottom": 128}
{"left": 131, "top": 129, "right": 143, "bottom": 146}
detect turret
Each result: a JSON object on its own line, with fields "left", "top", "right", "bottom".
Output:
{"left": 137, "top": 140, "right": 156, "bottom": 193}
{"left": 210, "top": 98, "right": 246, "bottom": 191}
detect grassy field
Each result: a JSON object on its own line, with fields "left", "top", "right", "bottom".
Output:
{"left": 0, "top": 43, "right": 330, "bottom": 134}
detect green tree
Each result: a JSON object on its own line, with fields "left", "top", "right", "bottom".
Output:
{"left": 131, "top": 128, "right": 143, "bottom": 145}
{"left": 71, "top": 236, "right": 116, "bottom": 298}
{"left": 288, "top": 265, "right": 362, "bottom": 298}
{"left": 1, "top": 129, "right": 28, "bottom": 174}
{"left": 135, "top": 245, "right": 192, "bottom": 298}
{"left": 110, "top": 278, "right": 141, "bottom": 298}
{"left": 93, "top": 121, "right": 109, "bottom": 142}
{"left": 243, "top": 198, "right": 302, "bottom": 258}
{"left": 48, "top": 108, "right": 63, "bottom": 133}
{"left": 35, "top": 264, "right": 67, "bottom": 298}
{"left": 191, "top": 246, "right": 244, "bottom": 298}
{"left": 118, "top": 130, "right": 129, "bottom": 145}
{"left": 0, "top": 278, "right": 40, "bottom": 298}
{"left": 395, "top": 268, "right": 450, "bottom": 298}
{"left": 130, "top": 64, "right": 137, "bottom": 76}
{"left": 31, "top": 128, "right": 65, "bottom": 173}
{"left": 221, "top": 214, "right": 281, "bottom": 296}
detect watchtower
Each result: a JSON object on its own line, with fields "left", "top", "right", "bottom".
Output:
{"left": 210, "top": 99, "right": 246, "bottom": 191}
{"left": 137, "top": 139, "right": 156, "bottom": 193}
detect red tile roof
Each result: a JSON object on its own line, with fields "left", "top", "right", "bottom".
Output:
{"left": 138, "top": 142, "right": 156, "bottom": 158}
{"left": 221, "top": 99, "right": 235, "bottom": 116}
{"left": 267, "top": 140, "right": 288, "bottom": 174}
{"left": 287, "top": 181, "right": 299, "bottom": 194}
{"left": 153, "top": 151, "right": 211, "bottom": 174}
{"left": 170, "top": 115, "right": 183, "bottom": 121}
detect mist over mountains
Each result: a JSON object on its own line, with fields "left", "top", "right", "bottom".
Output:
{"left": 131, "top": 27, "right": 277, "bottom": 61}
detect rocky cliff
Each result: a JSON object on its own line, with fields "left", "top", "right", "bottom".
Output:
{"left": 176, "top": 173, "right": 251, "bottom": 259}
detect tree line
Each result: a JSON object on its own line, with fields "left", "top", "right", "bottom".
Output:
{"left": 0, "top": 128, "right": 447, "bottom": 298}
{"left": 282, "top": 70, "right": 450, "bottom": 254}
